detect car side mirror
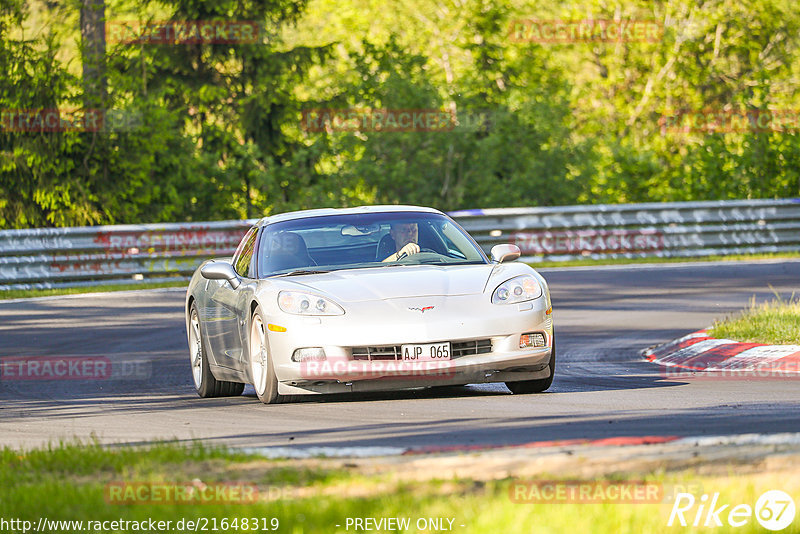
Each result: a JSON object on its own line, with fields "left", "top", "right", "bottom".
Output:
{"left": 201, "top": 261, "right": 241, "bottom": 289}
{"left": 490, "top": 244, "right": 521, "bottom": 263}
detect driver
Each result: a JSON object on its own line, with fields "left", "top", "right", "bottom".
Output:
{"left": 382, "top": 222, "right": 420, "bottom": 262}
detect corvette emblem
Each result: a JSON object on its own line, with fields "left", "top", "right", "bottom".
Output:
{"left": 408, "top": 306, "right": 435, "bottom": 313}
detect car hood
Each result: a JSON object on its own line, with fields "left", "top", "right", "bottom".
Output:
{"left": 281, "top": 264, "right": 497, "bottom": 303}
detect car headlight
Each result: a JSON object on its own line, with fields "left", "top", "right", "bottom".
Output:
{"left": 491, "top": 275, "right": 542, "bottom": 304}
{"left": 278, "top": 291, "right": 344, "bottom": 316}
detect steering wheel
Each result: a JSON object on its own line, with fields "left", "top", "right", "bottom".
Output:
{"left": 397, "top": 247, "right": 438, "bottom": 260}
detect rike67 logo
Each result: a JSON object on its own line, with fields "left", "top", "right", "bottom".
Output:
{"left": 668, "top": 490, "right": 795, "bottom": 531}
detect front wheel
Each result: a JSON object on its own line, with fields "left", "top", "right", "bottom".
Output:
{"left": 188, "top": 302, "right": 244, "bottom": 398}
{"left": 249, "top": 306, "right": 281, "bottom": 404}
{"left": 506, "top": 336, "right": 555, "bottom": 394}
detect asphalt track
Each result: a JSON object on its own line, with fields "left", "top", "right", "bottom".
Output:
{"left": 1, "top": 260, "right": 799, "bottom": 451}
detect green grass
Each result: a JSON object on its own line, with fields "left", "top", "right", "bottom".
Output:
{"left": 0, "top": 280, "right": 187, "bottom": 300}
{"left": 1, "top": 441, "right": 796, "bottom": 533}
{"left": 710, "top": 295, "right": 800, "bottom": 344}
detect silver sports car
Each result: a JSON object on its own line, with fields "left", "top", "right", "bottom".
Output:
{"left": 184, "top": 205, "right": 554, "bottom": 404}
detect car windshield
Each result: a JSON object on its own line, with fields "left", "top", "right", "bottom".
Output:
{"left": 257, "top": 211, "right": 487, "bottom": 277}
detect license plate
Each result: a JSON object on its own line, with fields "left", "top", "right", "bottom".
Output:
{"left": 401, "top": 342, "right": 451, "bottom": 361}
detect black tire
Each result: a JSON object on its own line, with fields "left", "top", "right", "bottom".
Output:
{"left": 249, "top": 305, "right": 282, "bottom": 404}
{"left": 189, "top": 302, "right": 245, "bottom": 398}
{"left": 506, "top": 335, "right": 555, "bottom": 394}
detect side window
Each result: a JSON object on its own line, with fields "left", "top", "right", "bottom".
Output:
{"left": 232, "top": 227, "right": 258, "bottom": 278}
{"left": 436, "top": 223, "right": 458, "bottom": 251}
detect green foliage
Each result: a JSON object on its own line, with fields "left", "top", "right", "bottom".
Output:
{"left": 1, "top": 0, "right": 82, "bottom": 228}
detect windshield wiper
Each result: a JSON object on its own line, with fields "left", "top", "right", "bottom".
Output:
{"left": 271, "top": 269, "right": 331, "bottom": 277}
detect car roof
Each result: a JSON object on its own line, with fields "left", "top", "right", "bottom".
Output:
{"left": 255, "top": 205, "right": 444, "bottom": 227}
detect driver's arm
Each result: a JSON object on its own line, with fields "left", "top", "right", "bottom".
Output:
{"left": 382, "top": 242, "right": 420, "bottom": 262}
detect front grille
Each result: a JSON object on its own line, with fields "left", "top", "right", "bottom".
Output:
{"left": 451, "top": 339, "right": 492, "bottom": 357}
{"left": 351, "top": 339, "right": 492, "bottom": 361}
{"left": 351, "top": 346, "right": 401, "bottom": 361}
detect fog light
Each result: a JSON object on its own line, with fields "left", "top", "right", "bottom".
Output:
{"left": 520, "top": 333, "right": 546, "bottom": 349}
{"left": 291, "top": 348, "right": 327, "bottom": 362}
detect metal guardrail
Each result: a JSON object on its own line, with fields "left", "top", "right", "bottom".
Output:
{"left": 1, "top": 199, "right": 799, "bottom": 290}
{"left": 0, "top": 220, "right": 256, "bottom": 290}
{"left": 451, "top": 198, "right": 800, "bottom": 263}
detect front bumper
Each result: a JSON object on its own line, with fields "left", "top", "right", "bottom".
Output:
{"left": 263, "top": 294, "right": 554, "bottom": 394}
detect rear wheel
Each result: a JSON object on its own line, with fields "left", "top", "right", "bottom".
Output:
{"left": 249, "top": 306, "right": 282, "bottom": 404}
{"left": 506, "top": 336, "right": 555, "bottom": 394}
{"left": 189, "top": 302, "right": 244, "bottom": 398}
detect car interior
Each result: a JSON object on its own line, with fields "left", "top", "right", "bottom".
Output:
{"left": 306, "top": 223, "right": 448, "bottom": 266}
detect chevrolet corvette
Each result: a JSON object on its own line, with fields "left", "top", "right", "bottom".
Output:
{"left": 185, "top": 205, "right": 554, "bottom": 403}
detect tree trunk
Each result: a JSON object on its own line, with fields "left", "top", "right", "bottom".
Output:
{"left": 80, "top": 0, "right": 108, "bottom": 192}
{"left": 80, "top": 0, "right": 107, "bottom": 109}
